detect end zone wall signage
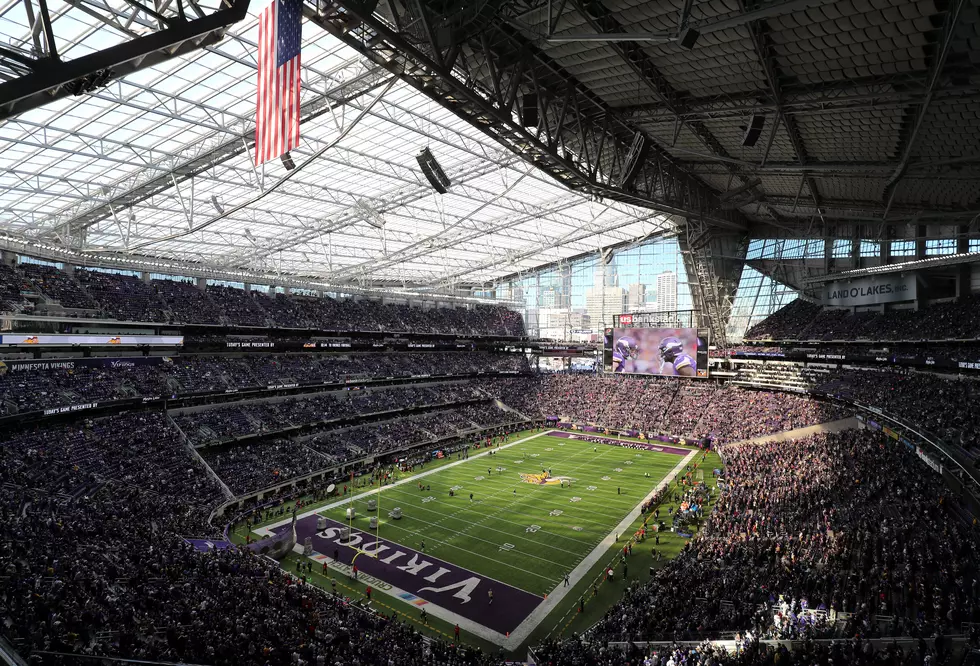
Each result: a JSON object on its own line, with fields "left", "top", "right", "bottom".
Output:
{"left": 825, "top": 275, "right": 916, "bottom": 307}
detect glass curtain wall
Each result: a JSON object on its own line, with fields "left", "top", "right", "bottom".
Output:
{"left": 727, "top": 266, "right": 798, "bottom": 342}
{"left": 492, "top": 236, "right": 694, "bottom": 339}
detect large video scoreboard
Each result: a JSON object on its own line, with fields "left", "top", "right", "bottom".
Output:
{"left": 603, "top": 314, "right": 709, "bottom": 378}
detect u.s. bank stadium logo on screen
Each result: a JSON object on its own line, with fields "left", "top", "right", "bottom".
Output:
{"left": 519, "top": 472, "right": 576, "bottom": 486}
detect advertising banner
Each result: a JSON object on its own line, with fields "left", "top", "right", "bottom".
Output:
{"left": 915, "top": 446, "right": 943, "bottom": 474}
{"left": 731, "top": 348, "right": 978, "bottom": 371}
{"left": 825, "top": 275, "right": 916, "bottom": 306}
{"left": 0, "top": 357, "right": 167, "bottom": 374}
{"left": 1, "top": 334, "right": 183, "bottom": 346}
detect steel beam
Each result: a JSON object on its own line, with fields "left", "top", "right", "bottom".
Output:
{"left": 310, "top": 0, "right": 747, "bottom": 230}
{"left": 425, "top": 210, "right": 673, "bottom": 287}
{"left": 622, "top": 82, "right": 980, "bottom": 123}
{"left": 545, "top": 0, "right": 822, "bottom": 42}
{"left": 880, "top": 0, "right": 966, "bottom": 221}
{"left": 0, "top": 0, "right": 250, "bottom": 120}
{"left": 38, "top": 63, "right": 391, "bottom": 242}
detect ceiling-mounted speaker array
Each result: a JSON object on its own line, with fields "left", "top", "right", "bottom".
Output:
{"left": 620, "top": 131, "right": 650, "bottom": 187}
{"left": 69, "top": 68, "right": 113, "bottom": 96}
{"left": 677, "top": 27, "right": 700, "bottom": 49}
{"left": 522, "top": 93, "right": 538, "bottom": 128}
{"left": 741, "top": 114, "right": 766, "bottom": 147}
{"left": 417, "top": 147, "right": 451, "bottom": 194}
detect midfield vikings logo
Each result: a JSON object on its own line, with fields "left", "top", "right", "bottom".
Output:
{"left": 519, "top": 472, "right": 576, "bottom": 486}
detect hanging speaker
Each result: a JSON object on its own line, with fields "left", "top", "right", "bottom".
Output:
{"left": 677, "top": 27, "right": 699, "bottom": 49}
{"left": 620, "top": 131, "right": 649, "bottom": 187}
{"left": 522, "top": 94, "right": 538, "bottom": 127}
{"left": 417, "top": 147, "right": 451, "bottom": 193}
{"left": 742, "top": 114, "right": 766, "bottom": 147}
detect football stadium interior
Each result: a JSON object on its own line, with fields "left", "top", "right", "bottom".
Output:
{"left": 3, "top": 0, "right": 980, "bottom": 663}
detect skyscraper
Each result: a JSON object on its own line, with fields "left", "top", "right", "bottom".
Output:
{"left": 585, "top": 285, "right": 625, "bottom": 328}
{"left": 656, "top": 271, "right": 677, "bottom": 313}
{"left": 626, "top": 283, "right": 646, "bottom": 311}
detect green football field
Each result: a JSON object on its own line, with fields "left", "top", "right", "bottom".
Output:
{"left": 325, "top": 433, "right": 688, "bottom": 596}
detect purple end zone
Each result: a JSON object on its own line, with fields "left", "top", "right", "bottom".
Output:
{"left": 286, "top": 515, "right": 542, "bottom": 634}
{"left": 546, "top": 430, "right": 691, "bottom": 456}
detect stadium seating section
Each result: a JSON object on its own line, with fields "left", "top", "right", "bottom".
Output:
{"left": 745, "top": 296, "right": 980, "bottom": 341}
{"left": 3, "top": 305, "right": 980, "bottom": 666}
{"left": 4, "top": 370, "right": 979, "bottom": 665}
{"left": 0, "top": 262, "right": 526, "bottom": 335}
{"left": 0, "top": 352, "right": 528, "bottom": 415}
{"left": 490, "top": 374, "right": 845, "bottom": 444}
{"left": 541, "top": 429, "right": 980, "bottom": 659}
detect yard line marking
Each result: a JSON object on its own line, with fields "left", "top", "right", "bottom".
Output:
{"left": 361, "top": 488, "right": 596, "bottom": 549}
{"left": 333, "top": 514, "right": 562, "bottom": 584}
{"left": 255, "top": 430, "right": 697, "bottom": 648}
{"left": 255, "top": 430, "right": 555, "bottom": 533}
{"left": 501, "top": 446, "right": 699, "bottom": 650}
{"left": 334, "top": 442, "right": 632, "bottom": 575}
{"left": 370, "top": 442, "right": 627, "bottom": 544}
{"left": 432, "top": 444, "right": 630, "bottom": 552}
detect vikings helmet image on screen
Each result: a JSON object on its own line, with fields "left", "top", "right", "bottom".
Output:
{"left": 610, "top": 328, "right": 699, "bottom": 376}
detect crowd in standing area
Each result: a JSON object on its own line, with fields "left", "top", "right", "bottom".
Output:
{"left": 4, "top": 357, "right": 980, "bottom": 665}
{"left": 0, "top": 352, "right": 529, "bottom": 416}
{"left": 0, "top": 409, "right": 511, "bottom": 665}
{"left": 534, "top": 633, "right": 972, "bottom": 666}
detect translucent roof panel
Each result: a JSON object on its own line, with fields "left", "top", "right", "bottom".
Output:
{"left": 0, "top": 3, "right": 674, "bottom": 287}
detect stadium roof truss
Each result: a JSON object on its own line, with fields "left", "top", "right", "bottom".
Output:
{"left": 0, "top": 0, "right": 676, "bottom": 290}
{"left": 3, "top": 0, "right": 980, "bottom": 341}
{"left": 303, "top": 0, "right": 980, "bottom": 342}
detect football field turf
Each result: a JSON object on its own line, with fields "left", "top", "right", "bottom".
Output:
{"left": 254, "top": 430, "right": 697, "bottom": 646}
{"left": 325, "top": 433, "right": 684, "bottom": 596}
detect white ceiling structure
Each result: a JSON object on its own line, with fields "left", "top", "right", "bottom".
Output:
{"left": 0, "top": 0, "right": 672, "bottom": 291}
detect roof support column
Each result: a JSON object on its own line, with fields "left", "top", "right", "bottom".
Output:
{"left": 678, "top": 217, "right": 747, "bottom": 345}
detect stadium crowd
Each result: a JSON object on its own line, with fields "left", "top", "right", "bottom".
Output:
{"left": 744, "top": 296, "right": 980, "bottom": 342}
{"left": 534, "top": 634, "right": 960, "bottom": 666}
{"left": 814, "top": 368, "right": 980, "bottom": 467}
{"left": 582, "top": 429, "right": 980, "bottom": 648}
{"left": 202, "top": 438, "right": 333, "bottom": 494}
{"left": 4, "top": 314, "right": 979, "bottom": 666}
{"left": 0, "top": 406, "right": 516, "bottom": 665}
{"left": 194, "top": 403, "right": 519, "bottom": 493}
{"left": 717, "top": 341, "right": 980, "bottom": 365}
{"left": 0, "top": 352, "right": 529, "bottom": 415}
{"left": 486, "top": 375, "right": 843, "bottom": 443}
{"left": 0, "top": 261, "right": 525, "bottom": 335}
{"left": 172, "top": 383, "right": 487, "bottom": 445}
{"left": 3, "top": 369, "right": 979, "bottom": 665}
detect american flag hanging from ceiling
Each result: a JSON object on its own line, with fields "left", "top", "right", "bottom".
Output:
{"left": 254, "top": 0, "right": 303, "bottom": 166}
